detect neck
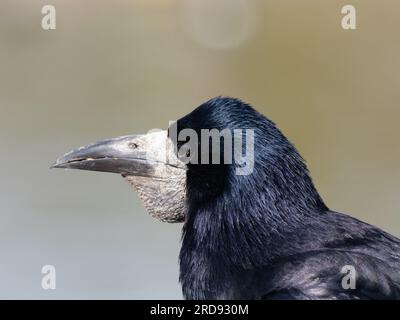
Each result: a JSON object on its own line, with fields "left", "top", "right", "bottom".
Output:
{"left": 179, "top": 151, "right": 327, "bottom": 299}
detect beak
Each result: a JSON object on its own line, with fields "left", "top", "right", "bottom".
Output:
{"left": 51, "top": 131, "right": 184, "bottom": 177}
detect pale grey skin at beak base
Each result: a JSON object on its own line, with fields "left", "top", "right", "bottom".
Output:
{"left": 52, "top": 131, "right": 187, "bottom": 223}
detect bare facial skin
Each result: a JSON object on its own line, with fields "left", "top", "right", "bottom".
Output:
{"left": 122, "top": 131, "right": 186, "bottom": 222}
{"left": 125, "top": 169, "right": 186, "bottom": 223}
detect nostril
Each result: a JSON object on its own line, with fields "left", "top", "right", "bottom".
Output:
{"left": 129, "top": 142, "right": 138, "bottom": 149}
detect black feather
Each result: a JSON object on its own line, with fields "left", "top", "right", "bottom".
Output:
{"left": 176, "top": 97, "right": 400, "bottom": 300}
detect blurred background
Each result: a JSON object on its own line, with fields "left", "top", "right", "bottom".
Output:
{"left": 0, "top": 0, "right": 399, "bottom": 299}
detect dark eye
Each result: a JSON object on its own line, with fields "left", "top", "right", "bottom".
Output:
{"left": 129, "top": 142, "right": 138, "bottom": 149}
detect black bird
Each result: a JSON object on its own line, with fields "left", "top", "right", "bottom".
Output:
{"left": 53, "top": 97, "right": 400, "bottom": 299}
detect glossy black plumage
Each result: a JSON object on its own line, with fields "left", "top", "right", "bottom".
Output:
{"left": 177, "top": 97, "right": 400, "bottom": 299}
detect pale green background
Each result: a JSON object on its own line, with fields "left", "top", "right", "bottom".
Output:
{"left": 0, "top": 0, "right": 399, "bottom": 299}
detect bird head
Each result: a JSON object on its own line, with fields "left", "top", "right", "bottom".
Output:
{"left": 52, "top": 97, "right": 326, "bottom": 224}
{"left": 52, "top": 130, "right": 187, "bottom": 222}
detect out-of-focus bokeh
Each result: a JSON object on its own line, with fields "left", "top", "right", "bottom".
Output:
{"left": 0, "top": 0, "right": 399, "bottom": 299}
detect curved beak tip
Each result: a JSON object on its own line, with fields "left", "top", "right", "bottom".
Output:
{"left": 50, "top": 161, "right": 64, "bottom": 169}
{"left": 50, "top": 155, "right": 70, "bottom": 169}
